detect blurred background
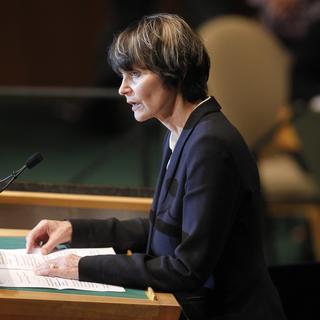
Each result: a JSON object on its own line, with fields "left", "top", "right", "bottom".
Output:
{"left": 0, "top": 0, "right": 320, "bottom": 267}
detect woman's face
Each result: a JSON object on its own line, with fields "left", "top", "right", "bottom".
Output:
{"left": 118, "top": 68, "right": 177, "bottom": 122}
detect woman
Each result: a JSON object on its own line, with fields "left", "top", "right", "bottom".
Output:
{"left": 26, "top": 13, "right": 286, "bottom": 319}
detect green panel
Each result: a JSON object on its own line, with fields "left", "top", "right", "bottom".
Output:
{"left": 0, "top": 102, "right": 163, "bottom": 189}
{"left": 0, "top": 237, "right": 26, "bottom": 249}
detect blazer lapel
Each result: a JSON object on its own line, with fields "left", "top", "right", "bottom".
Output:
{"left": 147, "top": 133, "right": 171, "bottom": 254}
{"left": 146, "top": 97, "right": 221, "bottom": 254}
{"left": 158, "top": 97, "right": 221, "bottom": 204}
{"left": 151, "top": 132, "right": 171, "bottom": 212}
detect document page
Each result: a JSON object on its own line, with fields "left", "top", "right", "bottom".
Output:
{"left": 0, "top": 248, "right": 125, "bottom": 292}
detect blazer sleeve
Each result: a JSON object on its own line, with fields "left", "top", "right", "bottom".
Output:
{"left": 70, "top": 218, "right": 149, "bottom": 254}
{"left": 77, "top": 136, "right": 244, "bottom": 292}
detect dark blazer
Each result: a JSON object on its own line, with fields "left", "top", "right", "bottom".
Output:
{"left": 70, "top": 97, "right": 286, "bottom": 319}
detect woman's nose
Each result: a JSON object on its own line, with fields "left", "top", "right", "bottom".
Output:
{"left": 118, "top": 78, "right": 132, "bottom": 96}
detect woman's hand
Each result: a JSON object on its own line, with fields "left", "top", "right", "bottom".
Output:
{"left": 34, "top": 254, "right": 80, "bottom": 280}
{"left": 26, "top": 219, "right": 72, "bottom": 255}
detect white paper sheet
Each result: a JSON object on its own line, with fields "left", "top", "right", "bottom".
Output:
{"left": 0, "top": 247, "right": 124, "bottom": 292}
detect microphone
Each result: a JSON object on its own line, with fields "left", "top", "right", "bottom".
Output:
{"left": 0, "top": 152, "right": 43, "bottom": 193}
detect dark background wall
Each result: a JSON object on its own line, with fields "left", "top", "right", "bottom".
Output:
{"left": 0, "top": 0, "right": 109, "bottom": 86}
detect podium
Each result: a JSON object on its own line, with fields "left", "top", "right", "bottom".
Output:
{"left": 0, "top": 188, "right": 181, "bottom": 320}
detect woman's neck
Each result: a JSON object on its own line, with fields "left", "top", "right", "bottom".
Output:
{"left": 159, "top": 96, "right": 209, "bottom": 138}
{"left": 159, "top": 97, "right": 200, "bottom": 136}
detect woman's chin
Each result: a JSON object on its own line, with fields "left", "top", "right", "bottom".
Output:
{"left": 133, "top": 112, "right": 150, "bottom": 122}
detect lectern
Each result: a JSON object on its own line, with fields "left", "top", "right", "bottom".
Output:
{"left": 0, "top": 186, "right": 181, "bottom": 320}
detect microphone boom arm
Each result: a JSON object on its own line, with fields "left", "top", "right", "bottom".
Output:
{"left": 0, "top": 153, "right": 43, "bottom": 193}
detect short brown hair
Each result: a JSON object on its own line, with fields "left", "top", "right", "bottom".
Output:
{"left": 108, "top": 13, "right": 210, "bottom": 102}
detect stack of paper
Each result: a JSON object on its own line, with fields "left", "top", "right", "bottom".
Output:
{"left": 0, "top": 247, "right": 124, "bottom": 292}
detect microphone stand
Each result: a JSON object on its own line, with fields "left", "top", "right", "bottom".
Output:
{"left": 0, "top": 165, "right": 27, "bottom": 193}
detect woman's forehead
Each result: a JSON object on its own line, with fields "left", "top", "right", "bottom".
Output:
{"left": 119, "top": 65, "right": 148, "bottom": 73}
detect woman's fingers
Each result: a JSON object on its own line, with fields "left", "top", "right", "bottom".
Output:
{"left": 26, "top": 220, "right": 72, "bottom": 255}
{"left": 26, "top": 220, "right": 49, "bottom": 253}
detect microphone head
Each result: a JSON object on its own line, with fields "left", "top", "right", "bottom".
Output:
{"left": 25, "top": 152, "right": 44, "bottom": 169}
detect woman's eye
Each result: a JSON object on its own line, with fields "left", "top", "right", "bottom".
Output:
{"left": 130, "top": 71, "right": 141, "bottom": 78}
